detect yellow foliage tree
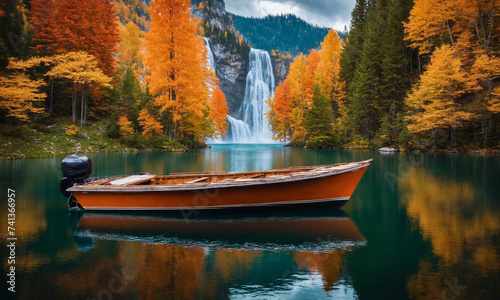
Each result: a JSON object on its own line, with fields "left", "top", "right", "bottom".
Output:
{"left": 138, "top": 108, "right": 163, "bottom": 138}
{"left": 117, "top": 21, "right": 145, "bottom": 75}
{"left": 46, "top": 52, "right": 112, "bottom": 126}
{"left": 318, "top": 29, "right": 344, "bottom": 119}
{"left": 0, "top": 73, "right": 46, "bottom": 121}
{"left": 405, "top": 45, "right": 476, "bottom": 144}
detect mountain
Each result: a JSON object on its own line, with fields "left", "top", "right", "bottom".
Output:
{"left": 230, "top": 13, "right": 342, "bottom": 56}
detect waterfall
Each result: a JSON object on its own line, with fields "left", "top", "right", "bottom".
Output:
{"left": 216, "top": 48, "right": 277, "bottom": 143}
{"left": 204, "top": 37, "right": 216, "bottom": 70}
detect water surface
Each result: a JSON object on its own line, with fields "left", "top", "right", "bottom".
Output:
{"left": 1, "top": 145, "right": 499, "bottom": 299}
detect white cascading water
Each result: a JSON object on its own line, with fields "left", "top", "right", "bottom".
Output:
{"left": 204, "top": 37, "right": 216, "bottom": 70}
{"left": 211, "top": 48, "right": 276, "bottom": 143}
{"left": 204, "top": 38, "right": 276, "bottom": 143}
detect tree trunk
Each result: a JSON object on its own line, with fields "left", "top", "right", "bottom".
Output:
{"left": 83, "top": 85, "right": 87, "bottom": 126}
{"left": 72, "top": 83, "right": 77, "bottom": 124}
{"left": 81, "top": 84, "right": 85, "bottom": 126}
{"left": 446, "top": 20, "right": 455, "bottom": 46}
{"left": 49, "top": 81, "right": 53, "bottom": 114}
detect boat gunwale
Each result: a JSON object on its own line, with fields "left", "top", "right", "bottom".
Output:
{"left": 68, "top": 159, "right": 373, "bottom": 193}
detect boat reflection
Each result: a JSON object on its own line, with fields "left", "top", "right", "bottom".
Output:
{"left": 74, "top": 209, "right": 366, "bottom": 251}
{"left": 71, "top": 209, "right": 366, "bottom": 298}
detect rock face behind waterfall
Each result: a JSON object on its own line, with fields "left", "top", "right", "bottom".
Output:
{"left": 211, "top": 43, "right": 248, "bottom": 114}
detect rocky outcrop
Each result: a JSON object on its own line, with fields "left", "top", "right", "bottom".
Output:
{"left": 211, "top": 42, "right": 247, "bottom": 114}
{"left": 192, "top": 0, "right": 229, "bottom": 31}
{"left": 270, "top": 51, "right": 292, "bottom": 85}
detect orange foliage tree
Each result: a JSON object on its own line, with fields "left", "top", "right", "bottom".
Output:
{"left": 30, "top": 0, "right": 120, "bottom": 75}
{"left": 138, "top": 108, "right": 163, "bottom": 138}
{"left": 209, "top": 85, "right": 229, "bottom": 138}
{"left": 267, "top": 30, "right": 344, "bottom": 144}
{"left": 266, "top": 80, "right": 293, "bottom": 142}
{"left": 145, "top": 0, "right": 214, "bottom": 142}
{"left": 118, "top": 115, "right": 135, "bottom": 138}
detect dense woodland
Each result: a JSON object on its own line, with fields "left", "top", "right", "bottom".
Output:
{"left": 1, "top": 0, "right": 499, "bottom": 154}
{"left": 267, "top": 0, "right": 500, "bottom": 151}
{"left": 231, "top": 13, "right": 343, "bottom": 56}
{"left": 0, "top": 0, "right": 228, "bottom": 150}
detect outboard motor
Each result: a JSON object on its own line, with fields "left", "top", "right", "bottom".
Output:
{"left": 60, "top": 154, "right": 92, "bottom": 209}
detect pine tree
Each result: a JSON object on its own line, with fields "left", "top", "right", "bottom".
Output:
{"left": 346, "top": 0, "right": 387, "bottom": 139}
{"left": 305, "top": 84, "right": 334, "bottom": 143}
{"left": 339, "top": 0, "right": 367, "bottom": 89}
{"left": 376, "top": 0, "right": 413, "bottom": 144}
{"left": 0, "top": 0, "right": 29, "bottom": 67}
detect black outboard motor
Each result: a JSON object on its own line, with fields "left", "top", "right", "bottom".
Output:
{"left": 60, "top": 154, "right": 92, "bottom": 208}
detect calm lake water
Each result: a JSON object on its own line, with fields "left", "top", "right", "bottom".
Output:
{"left": 1, "top": 144, "right": 499, "bottom": 299}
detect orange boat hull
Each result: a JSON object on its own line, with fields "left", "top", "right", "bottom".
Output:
{"left": 71, "top": 165, "right": 369, "bottom": 211}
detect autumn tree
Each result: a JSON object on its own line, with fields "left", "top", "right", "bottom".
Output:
{"left": 0, "top": 72, "right": 46, "bottom": 121}
{"left": 138, "top": 108, "right": 163, "bottom": 138}
{"left": 118, "top": 115, "right": 135, "bottom": 139}
{"left": 145, "top": 0, "right": 214, "bottom": 142}
{"left": 30, "top": 0, "right": 120, "bottom": 75}
{"left": 318, "top": 29, "right": 344, "bottom": 119}
{"left": 46, "top": 52, "right": 112, "bottom": 125}
{"left": 209, "top": 85, "right": 229, "bottom": 138}
{"left": 267, "top": 80, "right": 293, "bottom": 142}
{"left": 406, "top": 45, "right": 476, "bottom": 145}
{"left": 117, "top": 21, "right": 145, "bottom": 78}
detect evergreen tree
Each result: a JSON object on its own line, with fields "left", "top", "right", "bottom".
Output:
{"left": 376, "top": 0, "right": 413, "bottom": 144}
{"left": 346, "top": 0, "right": 387, "bottom": 139}
{"left": 339, "top": 0, "right": 367, "bottom": 90}
{"left": 305, "top": 84, "right": 334, "bottom": 140}
{"left": 0, "top": 0, "right": 30, "bottom": 67}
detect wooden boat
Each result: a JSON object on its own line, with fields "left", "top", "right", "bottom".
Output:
{"left": 64, "top": 158, "right": 372, "bottom": 211}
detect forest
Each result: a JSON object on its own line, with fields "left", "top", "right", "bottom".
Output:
{"left": 267, "top": 0, "right": 500, "bottom": 151}
{"left": 231, "top": 13, "right": 342, "bottom": 56}
{"left": 0, "top": 0, "right": 228, "bottom": 155}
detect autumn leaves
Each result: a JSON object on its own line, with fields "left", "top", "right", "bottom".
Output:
{"left": 145, "top": 0, "right": 228, "bottom": 143}
{"left": 1, "top": 0, "right": 229, "bottom": 145}
{"left": 404, "top": 0, "right": 500, "bottom": 147}
{"left": 266, "top": 30, "right": 344, "bottom": 146}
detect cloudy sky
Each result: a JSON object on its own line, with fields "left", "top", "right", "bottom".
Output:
{"left": 224, "top": 0, "right": 355, "bottom": 31}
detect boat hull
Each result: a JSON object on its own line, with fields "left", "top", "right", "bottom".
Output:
{"left": 70, "top": 165, "right": 368, "bottom": 211}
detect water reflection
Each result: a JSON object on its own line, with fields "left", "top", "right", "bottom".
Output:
{"left": 72, "top": 209, "right": 366, "bottom": 298}
{"left": 400, "top": 168, "right": 500, "bottom": 299}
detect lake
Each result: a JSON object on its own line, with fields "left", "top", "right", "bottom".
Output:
{"left": 1, "top": 144, "right": 499, "bottom": 299}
